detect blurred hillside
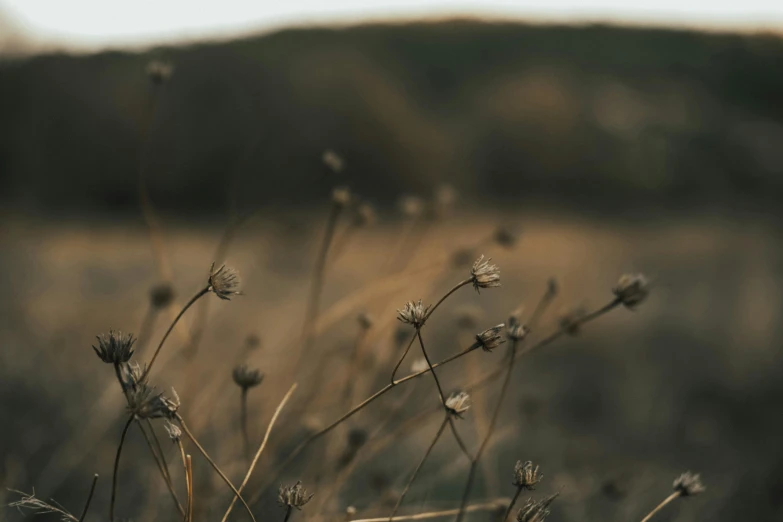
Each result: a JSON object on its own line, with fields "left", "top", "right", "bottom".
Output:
{"left": 1, "top": 21, "right": 783, "bottom": 215}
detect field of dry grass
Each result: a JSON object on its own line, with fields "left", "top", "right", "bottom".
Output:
{"left": 2, "top": 205, "right": 781, "bottom": 521}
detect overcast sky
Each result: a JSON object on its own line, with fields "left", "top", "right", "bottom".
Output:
{"left": 2, "top": 0, "right": 782, "bottom": 52}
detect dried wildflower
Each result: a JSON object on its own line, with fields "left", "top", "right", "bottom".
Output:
{"left": 507, "top": 316, "right": 530, "bottom": 342}
{"left": 476, "top": 324, "right": 506, "bottom": 352}
{"left": 673, "top": 471, "right": 705, "bottom": 497}
{"left": 119, "top": 361, "right": 147, "bottom": 391}
{"left": 353, "top": 203, "right": 377, "bottom": 227}
{"left": 278, "top": 481, "right": 314, "bottom": 510}
{"left": 357, "top": 312, "right": 374, "bottom": 330}
{"left": 164, "top": 421, "right": 182, "bottom": 443}
{"left": 232, "top": 364, "right": 264, "bottom": 390}
{"left": 445, "top": 391, "right": 471, "bottom": 418}
{"left": 92, "top": 330, "right": 136, "bottom": 364}
{"left": 471, "top": 255, "right": 501, "bottom": 292}
{"left": 208, "top": 262, "right": 241, "bottom": 300}
{"left": 397, "top": 299, "right": 431, "bottom": 328}
{"left": 322, "top": 149, "right": 344, "bottom": 173}
{"left": 398, "top": 195, "right": 424, "bottom": 218}
{"left": 126, "top": 384, "right": 178, "bottom": 420}
{"left": 613, "top": 273, "right": 649, "bottom": 309}
{"left": 147, "top": 60, "right": 173, "bottom": 84}
{"left": 494, "top": 225, "right": 520, "bottom": 249}
{"left": 410, "top": 357, "right": 429, "bottom": 374}
{"left": 558, "top": 307, "right": 586, "bottom": 336}
{"left": 513, "top": 461, "right": 543, "bottom": 490}
{"left": 332, "top": 186, "right": 351, "bottom": 207}
{"left": 455, "top": 306, "right": 483, "bottom": 330}
{"left": 516, "top": 494, "right": 558, "bottom": 522}
{"left": 149, "top": 282, "right": 175, "bottom": 309}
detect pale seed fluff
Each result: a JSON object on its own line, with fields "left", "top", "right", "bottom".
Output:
{"left": 397, "top": 299, "right": 431, "bottom": 327}
{"left": 445, "top": 391, "right": 471, "bottom": 418}
{"left": 471, "top": 255, "right": 501, "bottom": 292}
{"left": 322, "top": 149, "right": 345, "bottom": 173}
{"left": 410, "top": 357, "right": 429, "bottom": 374}
{"left": 164, "top": 421, "right": 182, "bottom": 443}
{"left": 612, "top": 273, "right": 649, "bottom": 309}
{"left": 278, "top": 481, "right": 314, "bottom": 510}
{"left": 476, "top": 324, "right": 506, "bottom": 352}
{"left": 208, "top": 262, "right": 241, "bottom": 300}
{"left": 673, "top": 471, "right": 705, "bottom": 497}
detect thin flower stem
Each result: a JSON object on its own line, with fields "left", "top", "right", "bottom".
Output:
{"left": 141, "top": 286, "right": 210, "bottom": 381}
{"left": 241, "top": 388, "right": 250, "bottom": 463}
{"left": 78, "top": 474, "right": 99, "bottom": 522}
{"left": 186, "top": 455, "right": 194, "bottom": 522}
{"left": 145, "top": 419, "right": 173, "bottom": 482}
{"left": 222, "top": 383, "right": 298, "bottom": 522}
{"left": 389, "top": 416, "right": 449, "bottom": 521}
{"left": 455, "top": 339, "right": 519, "bottom": 522}
{"left": 390, "top": 334, "right": 417, "bottom": 384}
{"left": 354, "top": 501, "right": 504, "bottom": 522}
{"left": 447, "top": 417, "right": 473, "bottom": 462}
{"left": 176, "top": 415, "right": 257, "bottom": 522}
{"left": 136, "top": 420, "right": 185, "bottom": 518}
{"left": 178, "top": 441, "right": 190, "bottom": 522}
{"left": 502, "top": 487, "right": 523, "bottom": 522}
{"left": 640, "top": 492, "right": 680, "bottom": 522}
{"left": 415, "top": 328, "right": 447, "bottom": 406}
{"left": 283, "top": 505, "right": 294, "bottom": 522}
{"left": 110, "top": 415, "right": 134, "bottom": 522}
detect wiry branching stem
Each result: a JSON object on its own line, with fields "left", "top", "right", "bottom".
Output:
{"left": 503, "top": 487, "right": 524, "bottom": 522}
{"left": 78, "top": 474, "right": 99, "bottom": 522}
{"left": 415, "top": 328, "right": 447, "bottom": 406}
{"left": 389, "top": 416, "right": 449, "bottom": 521}
{"left": 136, "top": 420, "right": 185, "bottom": 517}
{"left": 640, "top": 492, "right": 680, "bottom": 522}
{"left": 110, "top": 415, "right": 134, "bottom": 522}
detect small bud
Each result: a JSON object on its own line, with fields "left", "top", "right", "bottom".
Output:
{"left": 558, "top": 307, "right": 586, "bottom": 336}
{"left": 345, "top": 506, "right": 357, "bottom": 521}
{"left": 396, "top": 300, "right": 431, "bottom": 328}
{"left": 92, "top": 330, "right": 136, "bottom": 364}
{"left": 613, "top": 273, "right": 649, "bottom": 309}
{"left": 513, "top": 461, "right": 542, "bottom": 490}
{"left": 278, "top": 481, "right": 314, "bottom": 510}
{"left": 357, "top": 312, "right": 374, "bottom": 330}
{"left": 471, "top": 255, "right": 501, "bottom": 292}
{"left": 332, "top": 186, "right": 351, "bottom": 207}
{"left": 208, "top": 262, "right": 241, "bottom": 300}
{"left": 516, "top": 494, "right": 558, "bottom": 522}
{"left": 232, "top": 364, "right": 264, "bottom": 390}
{"left": 507, "top": 316, "right": 530, "bottom": 342}
{"left": 445, "top": 391, "right": 471, "bottom": 418}
{"left": 322, "top": 149, "right": 345, "bottom": 174}
{"left": 164, "top": 421, "right": 182, "bottom": 443}
{"left": 149, "top": 283, "right": 175, "bottom": 309}
{"left": 476, "top": 324, "right": 506, "bottom": 352}
{"left": 146, "top": 60, "right": 173, "bottom": 85}
{"left": 673, "top": 471, "right": 705, "bottom": 497}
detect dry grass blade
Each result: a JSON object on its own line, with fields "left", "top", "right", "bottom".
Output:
{"left": 8, "top": 489, "right": 79, "bottom": 522}
{"left": 352, "top": 500, "right": 506, "bottom": 522}
{"left": 78, "top": 474, "right": 99, "bottom": 522}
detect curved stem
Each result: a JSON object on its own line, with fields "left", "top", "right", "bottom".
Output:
{"left": 423, "top": 279, "right": 473, "bottom": 323}
{"left": 141, "top": 286, "right": 209, "bottom": 382}
{"left": 416, "top": 328, "right": 447, "bottom": 406}
{"left": 78, "top": 474, "right": 99, "bottom": 522}
{"left": 502, "top": 487, "right": 523, "bottom": 522}
{"left": 447, "top": 417, "right": 473, "bottom": 462}
{"left": 390, "top": 334, "right": 417, "bottom": 384}
{"left": 110, "top": 416, "right": 134, "bottom": 522}
{"left": 640, "top": 492, "right": 680, "bottom": 522}
{"left": 137, "top": 420, "right": 185, "bottom": 517}
{"left": 283, "top": 506, "right": 293, "bottom": 522}
{"left": 389, "top": 416, "right": 449, "bottom": 521}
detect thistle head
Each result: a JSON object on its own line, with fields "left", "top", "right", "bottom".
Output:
{"left": 232, "top": 364, "right": 264, "bottom": 390}
{"left": 146, "top": 60, "right": 173, "bottom": 85}
{"left": 471, "top": 255, "right": 501, "bottom": 292}
{"left": 612, "top": 273, "right": 649, "bottom": 309}
{"left": 445, "top": 391, "right": 471, "bottom": 418}
{"left": 673, "top": 471, "right": 705, "bottom": 497}
{"left": 149, "top": 282, "right": 175, "bottom": 309}
{"left": 92, "top": 330, "right": 136, "bottom": 364}
{"left": 208, "top": 262, "right": 241, "bottom": 300}
{"left": 513, "top": 460, "right": 543, "bottom": 490}
{"left": 278, "top": 481, "right": 314, "bottom": 510}
{"left": 507, "top": 316, "right": 530, "bottom": 342}
{"left": 476, "top": 324, "right": 506, "bottom": 352}
{"left": 322, "top": 149, "right": 345, "bottom": 173}
{"left": 126, "top": 384, "right": 179, "bottom": 420}
{"left": 164, "top": 421, "right": 182, "bottom": 443}
{"left": 516, "top": 494, "right": 558, "bottom": 522}
{"left": 397, "top": 300, "right": 431, "bottom": 328}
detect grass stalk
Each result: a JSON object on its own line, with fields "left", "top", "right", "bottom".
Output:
{"left": 110, "top": 415, "right": 134, "bottom": 522}
{"left": 640, "top": 492, "right": 680, "bottom": 522}
{"left": 77, "top": 474, "right": 99, "bottom": 522}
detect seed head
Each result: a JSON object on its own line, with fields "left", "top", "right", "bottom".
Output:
{"left": 92, "top": 330, "right": 136, "bottom": 364}
{"left": 357, "top": 312, "right": 374, "bottom": 330}
{"left": 673, "top": 471, "right": 705, "bottom": 497}
{"left": 332, "top": 186, "right": 351, "bottom": 207}
{"left": 119, "top": 361, "right": 148, "bottom": 391}
{"left": 353, "top": 203, "right": 377, "bottom": 227}
{"left": 493, "top": 226, "right": 520, "bottom": 249}
{"left": 471, "top": 255, "right": 501, "bottom": 292}
{"left": 613, "top": 273, "right": 649, "bottom": 309}
{"left": 476, "top": 324, "right": 506, "bottom": 352}
{"left": 513, "top": 461, "right": 543, "bottom": 490}
{"left": 127, "top": 384, "right": 179, "bottom": 420}
{"left": 516, "top": 494, "right": 558, "bottom": 522}
{"left": 147, "top": 60, "right": 173, "bottom": 85}
{"left": 398, "top": 195, "right": 424, "bottom": 218}
{"left": 278, "top": 481, "right": 314, "bottom": 510}
{"left": 507, "top": 316, "right": 530, "bottom": 342}
{"left": 397, "top": 300, "right": 431, "bottom": 328}
{"left": 445, "top": 391, "right": 471, "bottom": 418}
{"left": 323, "top": 149, "right": 345, "bottom": 173}
{"left": 164, "top": 421, "right": 182, "bottom": 443}
{"left": 232, "top": 364, "right": 264, "bottom": 390}
{"left": 208, "top": 263, "right": 241, "bottom": 300}
{"left": 558, "top": 307, "right": 586, "bottom": 336}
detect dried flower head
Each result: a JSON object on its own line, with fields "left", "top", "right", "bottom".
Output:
{"left": 493, "top": 226, "right": 520, "bottom": 249}
{"left": 513, "top": 461, "right": 543, "bottom": 490}
{"left": 92, "top": 330, "right": 136, "bottom": 364}
{"left": 357, "top": 312, "right": 374, "bottom": 330}
{"left": 208, "top": 262, "right": 241, "bottom": 300}
{"left": 507, "top": 316, "right": 530, "bottom": 342}
{"left": 149, "top": 282, "right": 175, "bottom": 309}
{"left": 278, "top": 481, "right": 314, "bottom": 510}
{"left": 613, "top": 273, "right": 649, "bottom": 309}
{"left": 471, "top": 255, "right": 501, "bottom": 292}
{"left": 147, "top": 60, "right": 173, "bottom": 84}
{"left": 398, "top": 195, "right": 424, "bottom": 218}
{"left": 119, "top": 361, "right": 148, "bottom": 391}
{"left": 673, "top": 471, "right": 705, "bottom": 497}
{"left": 232, "top": 364, "right": 264, "bottom": 390}
{"left": 476, "top": 324, "right": 506, "bottom": 352}
{"left": 397, "top": 300, "right": 431, "bottom": 328}
{"left": 445, "top": 391, "right": 471, "bottom": 418}
{"left": 558, "top": 307, "right": 586, "bottom": 336}
{"left": 353, "top": 203, "right": 377, "bottom": 227}
{"left": 322, "top": 149, "right": 345, "bottom": 173}
{"left": 410, "top": 357, "right": 429, "bottom": 374}
{"left": 516, "top": 494, "right": 558, "bottom": 522}
{"left": 332, "top": 186, "right": 351, "bottom": 207}
{"left": 164, "top": 421, "right": 182, "bottom": 443}
{"left": 126, "top": 384, "right": 179, "bottom": 420}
